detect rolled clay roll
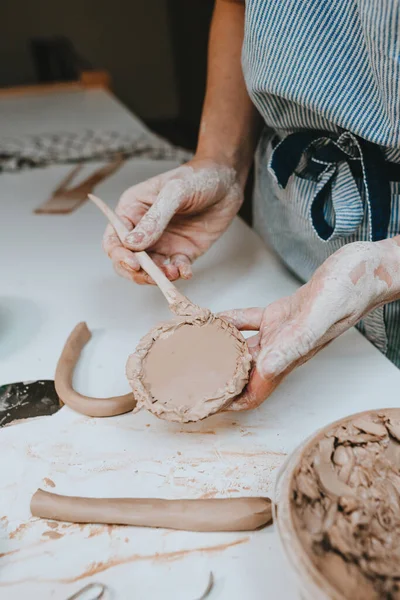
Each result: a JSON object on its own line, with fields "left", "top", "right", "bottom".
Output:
{"left": 31, "top": 489, "right": 272, "bottom": 532}
{"left": 55, "top": 322, "right": 136, "bottom": 417}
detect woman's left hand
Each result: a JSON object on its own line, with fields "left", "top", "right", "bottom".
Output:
{"left": 220, "top": 238, "right": 400, "bottom": 411}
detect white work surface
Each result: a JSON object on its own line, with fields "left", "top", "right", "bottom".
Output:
{"left": 1, "top": 89, "right": 400, "bottom": 600}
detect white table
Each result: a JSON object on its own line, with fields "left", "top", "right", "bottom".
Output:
{"left": 1, "top": 88, "right": 400, "bottom": 600}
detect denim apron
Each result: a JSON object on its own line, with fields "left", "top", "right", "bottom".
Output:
{"left": 242, "top": 0, "right": 400, "bottom": 366}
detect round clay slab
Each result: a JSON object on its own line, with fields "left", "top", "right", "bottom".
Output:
{"left": 126, "top": 315, "right": 252, "bottom": 422}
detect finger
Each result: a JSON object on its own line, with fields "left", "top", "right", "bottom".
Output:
{"left": 246, "top": 333, "right": 262, "bottom": 361}
{"left": 113, "top": 259, "right": 138, "bottom": 282}
{"left": 218, "top": 308, "right": 264, "bottom": 331}
{"left": 103, "top": 217, "right": 134, "bottom": 256}
{"left": 116, "top": 166, "right": 188, "bottom": 221}
{"left": 227, "top": 369, "right": 282, "bottom": 412}
{"left": 128, "top": 253, "right": 181, "bottom": 285}
{"left": 103, "top": 223, "right": 121, "bottom": 256}
{"left": 164, "top": 263, "right": 181, "bottom": 281}
{"left": 130, "top": 270, "right": 157, "bottom": 285}
{"left": 124, "top": 178, "right": 189, "bottom": 251}
{"left": 131, "top": 268, "right": 181, "bottom": 285}
{"left": 171, "top": 254, "right": 193, "bottom": 280}
{"left": 117, "top": 180, "right": 159, "bottom": 218}
{"left": 151, "top": 253, "right": 180, "bottom": 282}
{"left": 110, "top": 247, "right": 141, "bottom": 273}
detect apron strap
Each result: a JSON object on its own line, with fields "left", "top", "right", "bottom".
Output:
{"left": 268, "top": 130, "right": 394, "bottom": 242}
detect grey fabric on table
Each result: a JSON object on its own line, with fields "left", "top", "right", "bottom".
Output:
{"left": 0, "top": 129, "right": 192, "bottom": 173}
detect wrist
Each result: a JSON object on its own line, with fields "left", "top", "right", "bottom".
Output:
{"left": 193, "top": 145, "right": 252, "bottom": 189}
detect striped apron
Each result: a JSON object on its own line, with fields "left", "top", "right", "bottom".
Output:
{"left": 242, "top": 0, "right": 400, "bottom": 367}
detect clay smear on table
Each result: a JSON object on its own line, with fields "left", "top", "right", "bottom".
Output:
{"left": 291, "top": 409, "right": 400, "bottom": 599}
{"left": 127, "top": 314, "right": 251, "bottom": 422}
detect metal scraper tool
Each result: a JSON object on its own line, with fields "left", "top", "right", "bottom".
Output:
{"left": 0, "top": 380, "right": 62, "bottom": 427}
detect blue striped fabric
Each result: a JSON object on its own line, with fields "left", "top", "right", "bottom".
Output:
{"left": 242, "top": 0, "right": 400, "bottom": 366}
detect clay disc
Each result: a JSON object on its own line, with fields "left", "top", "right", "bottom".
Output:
{"left": 126, "top": 315, "right": 252, "bottom": 422}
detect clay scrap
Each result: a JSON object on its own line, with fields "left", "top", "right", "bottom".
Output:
{"left": 31, "top": 489, "right": 272, "bottom": 532}
{"left": 291, "top": 409, "right": 400, "bottom": 599}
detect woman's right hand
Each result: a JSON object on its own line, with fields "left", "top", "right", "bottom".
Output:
{"left": 102, "top": 158, "right": 244, "bottom": 284}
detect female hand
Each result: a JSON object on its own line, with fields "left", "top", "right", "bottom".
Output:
{"left": 221, "top": 239, "right": 400, "bottom": 410}
{"left": 102, "top": 158, "right": 243, "bottom": 284}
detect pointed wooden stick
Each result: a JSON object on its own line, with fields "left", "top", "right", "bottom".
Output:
{"left": 89, "top": 194, "right": 197, "bottom": 315}
{"left": 53, "top": 163, "right": 84, "bottom": 194}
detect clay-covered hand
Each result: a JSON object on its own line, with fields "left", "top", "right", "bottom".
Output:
{"left": 221, "top": 239, "right": 400, "bottom": 410}
{"left": 102, "top": 158, "right": 243, "bottom": 284}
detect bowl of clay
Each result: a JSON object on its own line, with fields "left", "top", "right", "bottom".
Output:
{"left": 274, "top": 408, "right": 400, "bottom": 600}
{"left": 126, "top": 314, "right": 252, "bottom": 423}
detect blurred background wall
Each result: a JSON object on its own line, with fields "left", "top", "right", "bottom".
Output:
{"left": 0, "top": 0, "right": 214, "bottom": 144}
{"left": 0, "top": 0, "right": 255, "bottom": 221}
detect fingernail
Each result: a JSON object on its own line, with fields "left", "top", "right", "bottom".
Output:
{"left": 180, "top": 266, "right": 192, "bottom": 280}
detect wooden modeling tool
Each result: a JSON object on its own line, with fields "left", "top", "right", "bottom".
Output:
{"left": 35, "top": 157, "right": 124, "bottom": 214}
{"left": 0, "top": 380, "right": 62, "bottom": 427}
{"left": 88, "top": 194, "right": 203, "bottom": 317}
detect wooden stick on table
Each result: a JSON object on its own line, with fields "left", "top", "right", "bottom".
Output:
{"left": 35, "top": 157, "right": 124, "bottom": 215}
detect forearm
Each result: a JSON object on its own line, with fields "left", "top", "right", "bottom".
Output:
{"left": 196, "top": 0, "right": 262, "bottom": 186}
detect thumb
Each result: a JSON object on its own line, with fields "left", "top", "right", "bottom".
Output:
{"left": 124, "top": 178, "right": 189, "bottom": 251}
{"left": 218, "top": 308, "right": 264, "bottom": 331}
